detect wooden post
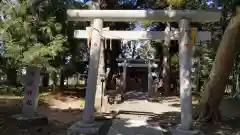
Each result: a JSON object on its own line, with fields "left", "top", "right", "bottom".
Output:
{"left": 148, "top": 60, "right": 153, "bottom": 97}
{"left": 191, "top": 27, "right": 197, "bottom": 45}
{"left": 123, "top": 60, "right": 127, "bottom": 92}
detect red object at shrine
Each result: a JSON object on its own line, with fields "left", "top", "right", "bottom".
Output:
{"left": 27, "top": 89, "right": 32, "bottom": 96}
{"left": 87, "top": 42, "right": 98, "bottom": 49}
{"left": 185, "top": 44, "right": 193, "bottom": 49}
{"left": 93, "top": 42, "right": 97, "bottom": 47}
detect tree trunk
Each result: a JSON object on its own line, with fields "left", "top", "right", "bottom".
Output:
{"left": 52, "top": 71, "right": 58, "bottom": 92}
{"left": 106, "top": 46, "right": 115, "bottom": 90}
{"left": 106, "top": 40, "right": 121, "bottom": 90}
{"left": 198, "top": 15, "right": 240, "bottom": 122}
{"left": 6, "top": 67, "right": 17, "bottom": 86}
{"left": 42, "top": 71, "right": 49, "bottom": 87}
{"left": 60, "top": 70, "right": 64, "bottom": 88}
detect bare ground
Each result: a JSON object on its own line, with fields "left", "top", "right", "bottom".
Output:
{"left": 1, "top": 91, "right": 240, "bottom": 135}
{"left": 0, "top": 92, "right": 84, "bottom": 135}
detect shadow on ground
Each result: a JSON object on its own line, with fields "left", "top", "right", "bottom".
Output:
{"left": 122, "top": 91, "right": 164, "bottom": 103}
{"left": 100, "top": 110, "right": 240, "bottom": 135}
{"left": 110, "top": 111, "right": 181, "bottom": 135}
{"left": 1, "top": 89, "right": 240, "bottom": 135}
{"left": 0, "top": 89, "right": 86, "bottom": 135}
{"left": 162, "top": 97, "right": 240, "bottom": 135}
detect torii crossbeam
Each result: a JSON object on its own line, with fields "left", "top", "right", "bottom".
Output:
{"left": 75, "top": 29, "right": 211, "bottom": 40}
{"left": 67, "top": 9, "right": 221, "bottom": 22}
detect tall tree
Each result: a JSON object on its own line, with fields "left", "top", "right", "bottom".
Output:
{"left": 0, "top": 0, "right": 67, "bottom": 85}
{"left": 198, "top": 14, "right": 240, "bottom": 122}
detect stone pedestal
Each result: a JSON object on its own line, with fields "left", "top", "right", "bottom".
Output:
{"left": 12, "top": 114, "right": 48, "bottom": 128}
{"left": 170, "top": 126, "right": 204, "bottom": 135}
{"left": 22, "top": 66, "right": 41, "bottom": 117}
{"left": 67, "top": 121, "right": 102, "bottom": 135}
{"left": 12, "top": 66, "right": 48, "bottom": 128}
{"left": 101, "top": 95, "right": 110, "bottom": 113}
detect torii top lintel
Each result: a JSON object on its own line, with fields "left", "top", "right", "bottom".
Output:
{"left": 67, "top": 10, "right": 221, "bottom": 22}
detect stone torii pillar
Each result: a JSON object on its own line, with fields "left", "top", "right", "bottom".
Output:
{"left": 171, "top": 18, "right": 201, "bottom": 135}
{"left": 179, "top": 18, "right": 193, "bottom": 130}
{"left": 86, "top": 26, "right": 110, "bottom": 112}
{"left": 67, "top": 2, "right": 104, "bottom": 135}
{"left": 82, "top": 8, "right": 102, "bottom": 125}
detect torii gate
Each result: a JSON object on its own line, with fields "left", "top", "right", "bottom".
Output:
{"left": 76, "top": 27, "right": 212, "bottom": 102}
{"left": 66, "top": 4, "right": 221, "bottom": 135}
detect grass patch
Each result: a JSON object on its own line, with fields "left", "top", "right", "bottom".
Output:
{"left": 0, "top": 91, "right": 52, "bottom": 101}
{"left": 0, "top": 86, "right": 24, "bottom": 97}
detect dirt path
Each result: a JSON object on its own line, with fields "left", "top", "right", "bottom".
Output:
{"left": 106, "top": 92, "right": 181, "bottom": 135}
{"left": 106, "top": 91, "right": 240, "bottom": 135}
{"left": 0, "top": 93, "right": 84, "bottom": 135}
{"left": 1, "top": 91, "right": 240, "bottom": 135}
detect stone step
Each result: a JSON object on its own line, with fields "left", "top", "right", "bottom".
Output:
{"left": 107, "top": 119, "right": 165, "bottom": 135}
{"left": 115, "top": 114, "right": 151, "bottom": 120}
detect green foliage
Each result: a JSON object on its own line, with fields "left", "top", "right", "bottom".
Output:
{"left": 142, "top": 22, "right": 153, "bottom": 29}
{"left": 0, "top": 0, "right": 67, "bottom": 69}
{"left": 166, "top": 0, "right": 184, "bottom": 7}
{"left": 0, "top": 0, "right": 239, "bottom": 98}
{"left": 170, "top": 54, "right": 179, "bottom": 71}
{"left": 136, "top": 40, "right": 156, "bottom": 59}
